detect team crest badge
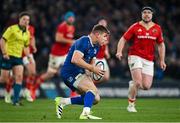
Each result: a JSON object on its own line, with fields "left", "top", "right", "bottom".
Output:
{"left": 152, "top": 29, "right": 157, "bottom": 33}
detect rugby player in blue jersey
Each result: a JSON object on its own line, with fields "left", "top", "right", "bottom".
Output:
{"left": 55, "top": 24, "right": 110, "bottom": 120}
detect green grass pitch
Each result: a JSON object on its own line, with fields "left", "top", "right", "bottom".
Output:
{"left": 0, "top": 98, "right": 180, "bottom": 122}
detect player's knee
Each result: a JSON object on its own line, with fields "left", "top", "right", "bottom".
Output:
{"left": 87, "top": 89, "right": 100, "bottom": 105}
{"left": 47, "top": 71, "right": 55, "bottom": 78}
{"left": 94, "top": 94, "right": 100, "bottom": 105}
{"left": 15, "top": 74, "right": 23, "bottom": 82}
{"left": 142, "top": 84, "right": 151, "bottom": 90}
{"left": 28, "top": 71, "right": 36, "bottom": 77}
{"left": 134, "top": 82, "right": 141, "bottom": 88}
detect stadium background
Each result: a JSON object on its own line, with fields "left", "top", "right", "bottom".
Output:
{"left": 0, "top": 0, "right": 180, "bottom": 99}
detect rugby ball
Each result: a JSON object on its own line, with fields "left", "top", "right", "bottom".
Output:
{"left": 92, "top": 61, "right": 105, "bottom": 81}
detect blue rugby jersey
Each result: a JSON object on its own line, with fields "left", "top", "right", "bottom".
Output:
{"left": 61, "top": 36, "right": 99, "bottom": 77}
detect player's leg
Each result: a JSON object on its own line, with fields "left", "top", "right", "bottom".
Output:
{"left": 1, "top": 58, "right": 13, "bottom": 103}
{"left": 34, "top": 54, "right": 58, "bottom": 92}
{"left": 23, "top": 54, "right": 36, "bottom": 102}
{"left": 12, "top": 64, "right": 24, "bottom": 106}
{"left": 55, "top": 74, "right": 101, "bottom": 119}
{"left": 141, "top": 59, "right": 154, "bottom": 90}
{"left": 1, "top": 69, "right": 12, "bottom": 103}
{"left": 77, "top": 75, "right": 101, "bottom": 119}
{"left": 127, "top": 55, "right": 143, "bottom": 112}
{"left": 35, "top": 54, "right": 62, "bottom": 87}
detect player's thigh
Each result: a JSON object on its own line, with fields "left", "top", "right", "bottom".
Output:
{"left": 141, "top": 59, "right": 154, "bottom": 89}
{"left": 142, "top": 73, "right": 153, "bottom": 90}
{"left": 77, "top": 75, "right": 98, "bottom": 94}
{"left": 47, "top": 54, "right": 66, "bottom": 74}
{"left": 128, "top": 55, "right": 143, "bottom": 86}
{"left": 25, "top": 63, "right": 36, "bottom": 75}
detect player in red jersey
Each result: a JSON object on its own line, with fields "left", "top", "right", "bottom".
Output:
{"left": 22, "top": 25, "right": 37, "bottom": 101}
{"left": 116, "top": 7, "right": 166, "bottom": 112}
{"left": 94, "top": 19, "right": 110, "bottom": 83}
{"left": 3, "top": 25, "right": 37, "bottom": 102}
{"left": 34, "top": 11, "right": 75, "bottom": 99}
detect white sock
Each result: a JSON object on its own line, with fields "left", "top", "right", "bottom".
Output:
{"left": 128, "top": 80, "right": 134, "bottom": 99}
{"left": 82, "top": 107, "right": 91, "bottom": 115}
{"left": 61, "top": 98, "right": 71, "bottom": 105}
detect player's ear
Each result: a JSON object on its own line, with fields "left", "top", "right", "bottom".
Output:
{"left": 94, "top": 32, "right": 100, "bottom": 38}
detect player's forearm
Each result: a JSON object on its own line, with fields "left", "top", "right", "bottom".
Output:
{"left": 30, "top": 37, "right": 36, "bottom": 47}
{"left": 117, "top": 37, "right": 126, "bottom": 53}
{"left": 158, "top": 42, "right": 166, "bottom": 62}
{"left": 71, "top": 57, "right": 93, "bottom": 72}
{"left": 0, "top": 38, "right": 7, "bottom": 55}
{"left": 57, "top": 37, "right": 73, "bottom": 44}
{"left": 23, "top": 47, "right": 30, "bottom": 56}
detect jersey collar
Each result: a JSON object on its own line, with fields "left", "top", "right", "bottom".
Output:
{"left": 18, "top": 24, "right": 26, "bottom": 33}
{"left": 88, "top": 35, "right": 94, "bottom": 47}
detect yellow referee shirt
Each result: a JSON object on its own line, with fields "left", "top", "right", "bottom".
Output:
{"left": 2, "top": 24, "right": 30, "bottom": 58}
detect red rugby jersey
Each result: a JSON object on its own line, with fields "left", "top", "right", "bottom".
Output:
{"left": 123, "top": 22, "right": 164, "bottom": 61}
{"left": 22, "top": 25, "right": 35, "bottom": 57}
{"left": 96, "top": 45, "right": 106, "bottom": 59}
{"left": 51, "top": 21, "right": 75, "bottom": 56}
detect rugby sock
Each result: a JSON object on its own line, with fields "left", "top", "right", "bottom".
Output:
{"left": 13, "top": 83, "right": 22, "bottom": 103}
{"left": 128, "top": 80, "right": 137, "bottom": 100}
{"left": 128, "top": 98, "right": 136, "bottom": 105}
{"left": 84, "top": 91, "right": 95, "bottom": 108}
{"left": 70, "top": 91, "right": 78, "bottom": 97}
{"left": 26, "top": 76, "right": 33, "bottom": 89}
{"left": 34, "top": 76, "right": 44, "bottom": 90}
{"left": 5, "top": 78, "right": 13, "bottom": 93}
{"left": 71, "top": 94, "right": 85, "bottom": 105}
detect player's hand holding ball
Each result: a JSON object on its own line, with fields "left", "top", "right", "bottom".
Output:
{"left": 91, "top": 61, "right": 105, "bottom": 81}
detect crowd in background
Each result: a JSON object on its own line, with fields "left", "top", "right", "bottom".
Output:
{"left": 0, "top": 0, "right": 180, "bottom": 79}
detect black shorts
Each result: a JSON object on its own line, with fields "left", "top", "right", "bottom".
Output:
{"left": 1, "top": 56, "right": 23, "bottom": 70}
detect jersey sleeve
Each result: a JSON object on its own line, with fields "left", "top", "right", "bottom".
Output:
{"left": 2, "top": 27, "right": 13, "bottom": 41}
{"left": 156, "top": 26, "right": 164, "bottom": 44}
{"left": 29, "top": 26, "right": 35, "bottom": 37}
{"left": 74, "top": 39, "right": 87, "bottom": 55}
{"left": 123, "top": 24, "right": 135, "bottom": 41}
{"left": 57, "top": 23, "right": 66, "bottom": 34}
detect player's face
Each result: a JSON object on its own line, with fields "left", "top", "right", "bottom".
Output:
{"left": 67, "top": 16, "right": 75, "bottom": 24}
{"left": 97, "top": 32, "right": 109, "bottom": 46}
{"left": 142, "top": 10, "right": 153, "bottom": 23}
{"left": 19, "top": 15, "right": 30, "bottom": 27}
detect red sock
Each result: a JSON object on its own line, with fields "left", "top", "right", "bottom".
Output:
{"left": 5, "top": 78, "right": 13, "bottom": 93}
{"left": 128, "top": 98, "right": 136, "bottom": 103}
{"left": 34, "top": 76, "right": 44, "bottom": 90}
{"left": 26, "top": 76, "right": 35, "bottom": 90}
{"left": 70, "top": 91, "right": 78, "bottom": 97}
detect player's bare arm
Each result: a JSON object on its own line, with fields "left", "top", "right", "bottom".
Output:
{"left": 71, "top": 50, "right": 105, "bottom": 76}
{"left": 116, "top": 37, "right": 126, "bottom": 60}
{"left": 55, "top": 32, "right": 73, "bottom": 44}
{"left": 0, "top": 38, "right": 9, "bottom": 59}
{"left": 157, "top": 42, "right": 166, "bottom": 71}
{"left": 31, "top": 36, "right": 37, "bottom": 53}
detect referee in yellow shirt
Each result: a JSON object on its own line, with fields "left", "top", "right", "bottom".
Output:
{"left": 0, "top": 11, "right": 30, "bottom": 106}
